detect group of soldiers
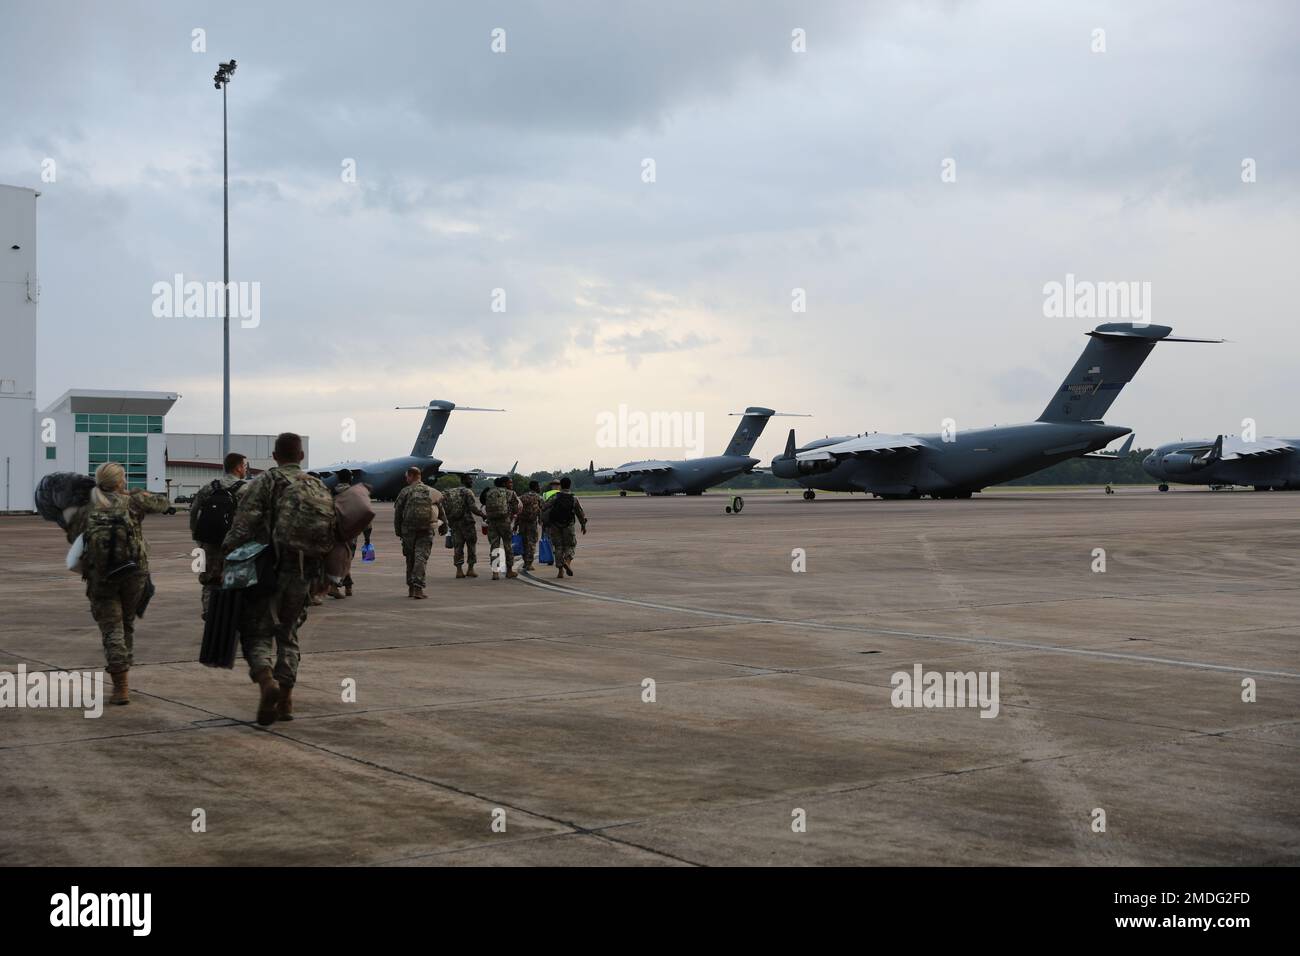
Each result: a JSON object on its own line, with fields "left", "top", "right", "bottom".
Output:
{"left": 392, "top": 470, "right": 589, "bottom": 596}
{"left": 65, "top": 432, "right": 591, "bottom": 726}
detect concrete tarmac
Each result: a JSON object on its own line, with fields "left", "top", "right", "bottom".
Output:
{"left": 1, "top": 487, "right": 1297, "bottom": 866}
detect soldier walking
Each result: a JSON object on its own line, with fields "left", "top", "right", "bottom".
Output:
{"left": 393, "top": 466, "right": 446, "bottom": 599}
{"left": 66, "top": 462, "right": 171, "bottom": 705}
{"left": 516, "top": 480, "right": 543, "bottom": 571}
{"left": 483, "top": 476, "right": 521, "bottom": 580}
{"left": 222, "top": 433, "right": 334, "bottom": 726}
{"left": 540, "top": 476, "right": 588, "bottom": 579}
{"left": 189, "top": 451, "right": 248, "bottom": 619}
{"left": 443, "top": 473, "right": 487, "bottom": 578}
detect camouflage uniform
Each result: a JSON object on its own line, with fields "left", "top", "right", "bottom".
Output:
{"left": 221, "top": 464, "right": 326, "bottom": 690}
{"left": 189, "top": 472, "right": 245, "bottom": 618}
{"left": 394, "top": 482, "right": 445, "bottom": 590}
{"left": 541, "top": 491, "right": 588, "bottom": 566}
{"left": 483, "top": 486, "right": 521, "bottom": 575}
{"left": 444, "top": 485, "right": 486, "bottom": 572}
{"left": 516, "top": 491, "right": 542, "bottom": 570}
{"left": 67, "top": 490, "right": 170, "bottom": 673}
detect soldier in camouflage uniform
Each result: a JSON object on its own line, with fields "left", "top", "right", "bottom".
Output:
{"left": 66, "top": 462, "right": 171, "bottom": 705}
{"left": 516, "top": 480, "right": 543, "bottom": 571}
{"left": 222, "top": 433, "right": 330, "bottom": 726}
{"left": 444, "top": 472, "right": 487, "bottom": 579}
{"left": 540, "top": 476, "right": 588, "bottom": 579}
{"left": 189, "top": 451, "right": 248, "bottom": 619}
{"left": 393, "top": 466, "right": 446, "bottom": 599}
{"left": 483, "top": 476, "right": 521, "bottom": 580}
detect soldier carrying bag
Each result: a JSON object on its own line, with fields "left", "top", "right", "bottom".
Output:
{"left": 193, "top": 479, "right": 245, "bottom": 546}
{"left": 200, "top": 587, "right": 242, "bottom": 669}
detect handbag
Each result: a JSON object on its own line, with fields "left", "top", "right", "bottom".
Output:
{"left": 511, "top": 533, "right": 522, "bottom": 556}
{"left": 538, "top": 535, "right": 554, "bottom": 565}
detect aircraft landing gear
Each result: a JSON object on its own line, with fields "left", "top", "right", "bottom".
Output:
{"left": 618, "top": 490, "right": 627, "bottom": 497}
{"left": 726, "top": 495, "right": 745, "bottom": 514}
{"left": 1158, "top": 483, "right": 1169, "bottom": 492}
{"left": 802, "top": 489, "right": 816, "bottom": 501}
{"left": 1104, "top": 484, "right": 1114, "bottom": 495}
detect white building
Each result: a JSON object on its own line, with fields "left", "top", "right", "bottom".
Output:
{"left": 1, "top": 183, "right": 298, "bottom": 511}
{"left": 166, "top": 432, "right": 310, "bottom": 501}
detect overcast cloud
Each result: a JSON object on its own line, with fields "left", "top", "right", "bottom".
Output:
{"left": 3, "top": 0, "right": 1297, "bottom": 470}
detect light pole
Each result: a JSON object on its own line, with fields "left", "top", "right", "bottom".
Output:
{"left": 213, "top": 59, "right": 237, "bottom": 456}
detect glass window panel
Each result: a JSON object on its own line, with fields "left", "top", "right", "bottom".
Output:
{"left": 129, "top": 436, "right": 146, "bottom": 454}
{"left": 89, "top": 436, "right": 107, "bottom": 453}
{"left": 148, "top": 421, "right": 163, "bottom": 433}
{"left": 45, "top": 446, "right": 56, "bottom": 460}
{"left": 109, "top": 436, "right": 128, "bottom": 454}
{"left": 128, "top": 422, "right": 145, "bottom": 433}
{"left": 75, "top": 422, "right": 88, "bottom": 432}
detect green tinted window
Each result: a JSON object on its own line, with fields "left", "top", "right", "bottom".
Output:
{"left": 45, "top": 446, "right": 56, "bottom": 460}
{"left": 89, "top": 436, "right": 107, "bottom": 454}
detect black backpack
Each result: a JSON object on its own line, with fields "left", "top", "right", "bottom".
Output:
{"left": 548, "top": 492, "right": 576, "bottom": 526}
{"left": 194, "top": 479, "right": 245, "bottom": 546}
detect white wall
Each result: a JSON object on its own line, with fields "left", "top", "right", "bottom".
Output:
{"left": 0, "top": 185, "right": 38, "bottom": 511}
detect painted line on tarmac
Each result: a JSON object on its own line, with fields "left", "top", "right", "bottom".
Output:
{"left": 517, "top": 572, "right": 1300, "bottom": 680}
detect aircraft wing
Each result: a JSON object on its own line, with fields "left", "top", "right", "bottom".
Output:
{"left": 796, "top": 434, "right": 926, "bottom": 462}
{"left": 1220, "top": 435, "right": 1298, "bottom": 460}
{"left": 441, "top": 460, "right": 518, "bottom": 479}
{"left": 598, "top": 460, "right": 676, "bottom": 480}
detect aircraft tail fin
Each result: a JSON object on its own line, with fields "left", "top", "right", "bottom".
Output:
{"left": 1036, "top": 324, "right": 1220, "bottom": 424}
{"left": 396, "top": 401, "right": 505, "bottom": 457}
{"left": 783, "top": 428, "right": 797, "bottom": 458}
{"left": 723, "top": 408, "right": 811, "bottom": 456}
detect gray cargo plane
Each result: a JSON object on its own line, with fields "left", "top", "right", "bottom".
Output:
{"left": 591, "top": 407, "right": 809, "bottom": 495}
{"left": 772, "top": 322, "right": 1218, "bottom": 499}
{"left": 1143, "top": 434, "right": 1300, "bottom": 491}
{"left": 311, "top": 400, "right": 507, "bottom": 500}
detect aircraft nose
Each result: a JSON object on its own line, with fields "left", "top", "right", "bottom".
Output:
{"left": 1142, "top": 453, "right": 1159, "bottom": 477}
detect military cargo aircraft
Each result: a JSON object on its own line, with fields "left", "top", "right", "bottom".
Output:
{"left": 310, "top": 400, "right": 507, "bottom": 500}
{"left": 772, "top": 322, "right": 1218, "bottom": 499}
{"left": 591, "top": 407, "right": 808, "bottom": 496}
{"left": 1143, "top": 434, "right": 1300, "bottom": 491}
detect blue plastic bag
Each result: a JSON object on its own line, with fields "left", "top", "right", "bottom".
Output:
{"left": 538, "top": 535, "right": 554, "bottom": 565}
{"left": 361, "top": 543, "right": 375, "bottom": 562}
{"left": 511, "top": 533, "right": 522, "bottom": 556}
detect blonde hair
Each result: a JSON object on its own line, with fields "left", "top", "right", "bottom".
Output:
{"left": 91, "top": 461, "right": 127, "bottom": 509}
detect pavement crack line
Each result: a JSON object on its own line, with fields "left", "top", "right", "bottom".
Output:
{"left": 516, "top": 573, "right": 1300, "bottom": 680}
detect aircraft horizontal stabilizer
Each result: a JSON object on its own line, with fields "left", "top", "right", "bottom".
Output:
{"left": 1082, "top": 434, "right": 1135, "bottom": 460}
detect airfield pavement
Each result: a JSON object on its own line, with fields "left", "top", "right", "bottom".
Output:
{"left": 1, "top": 486, "right": 1297, "bottom": 866}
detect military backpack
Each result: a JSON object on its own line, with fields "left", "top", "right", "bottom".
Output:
{"left": 444, "top": 486, "right": 470, "bottom": 522}
{"left": 83, "top": 500, "right": 142, "bottom": 578}
{"left": 272, "top": 472, "right": 336, "bottom": 557}
{"left": 548, "top": 491, "right": 576, "bottom": 526}
{"left": 484, "top": 486, "right": 513, "bottom": 519}
{"left": 193, "top": 479, "right": 245, "bottom": 546}
{"left": 403, "top": 484, "right": 434, "bottom": 532}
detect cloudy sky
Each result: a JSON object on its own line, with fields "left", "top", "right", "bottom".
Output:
{"left": 3, "top": 0, "right": 1297, "bottom": 471}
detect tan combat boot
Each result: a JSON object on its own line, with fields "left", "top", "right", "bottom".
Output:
{"left": 253, "top": 668, "right": 280, "bottom": 726}
{"left": 556, "top": 566, "right": 565, "bottom": 579}
{"left": 345, "top": 584, "right": 353, "bottom": 597}
{"left": 276, "top": 685, "right": 294, "bottom": 721}
{"left": 466, "top": 566, "right": 478, "bottom": 578}
{"left": 455, "top": 566, "right": 465, "bottom": 579}
{"left": 506, "top": 569, "right": 518, "bottom": 579}
{"left": 109, "top": 670, "right": 130, "bottom": 705}
{"left": 413, "top": 587, "right": 428, "bottom": 600}
{"left": 328, "top": 583, "right": 343, "bottom": 599}
{"left": 491, "top": 571, "right": 500, "bottom": 581}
